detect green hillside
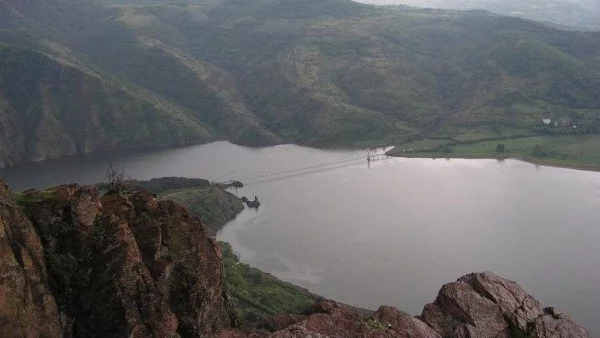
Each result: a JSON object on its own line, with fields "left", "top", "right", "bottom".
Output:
{"left": 0, "top": 44, "right": 214, "bottom": 167}
{"left": 1, "top": 0, "right": 600, "bottom": 166}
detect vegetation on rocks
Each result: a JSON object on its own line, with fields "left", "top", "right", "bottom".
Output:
{"left": 221, "top": 241, "right": 319, "bottom": 326}
{"left": 119, "top": 177, "right": 242, "bottom": 234}
{"left": 161, "top": 186, "right": 243, "bottom": 234}
{"left": 127, "top": 177, "right": 210, "bottom": 194}
{"left": 111, "top": 176, "right": 317, "bottom": 325}
{"left": 217, "top": 272, "right": 592, "bottom": 337}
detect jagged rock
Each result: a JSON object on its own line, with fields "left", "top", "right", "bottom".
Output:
{"left": 531, "top": 308, "right": 591, "bottom": 338}
{"left": 0, "top": 180, "right": 62, "bottom": 338}
{"left": 217, "top": 329, "right": 265, "bottom": 338}
{"left": 15, "top": 184, "right": 231, "bottom": 337}
{"left": 241, "top": 196, "right": 261, "bottom": 209}
{"left": 219, "top": 300, "right": 440, "bottom": 338}
{"left": 421, "top": 272, "right": 591, "bottom": 338}
{"left": 0, "top": 180, "right": 9, "bottom": 195}
{"left": 421, "top": 277, "right": 510, "bottom": 337}
{"left": 259, "top": 314, "right": 307, "bottom": 331}
{"left": 375, "top": 306, "right": 441, "bottom": 338}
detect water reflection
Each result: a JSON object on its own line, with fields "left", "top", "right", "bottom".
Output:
{"left": 1, "top": 142, "right": 599, "bottom": 335}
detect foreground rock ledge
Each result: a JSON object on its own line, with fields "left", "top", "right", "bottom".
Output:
{"left": 0, "top": 182, "right": 230, "bottom": 337}
{"left": 0, "top": 181, "right": 591, "bottom": 338}
{"left": 218, "top": 271, "right": 591, "bottom": 338}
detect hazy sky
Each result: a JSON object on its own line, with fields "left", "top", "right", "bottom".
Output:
{"left": 356, "top": 0, "right": 427, "bottom": 4}
{"left": 353, "top": 0, "right": 599, "bottom": 30}
{"left": 355, "top": 0, "right": 590, "bottom": 5}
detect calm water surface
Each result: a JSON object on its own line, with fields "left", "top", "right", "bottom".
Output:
{"left": 1, "top": 141, "right": 599, "bottom": 335}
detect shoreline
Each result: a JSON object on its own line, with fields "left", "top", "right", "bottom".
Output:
{"left": 388, "top": 152, "right": 600, "bottom": 173}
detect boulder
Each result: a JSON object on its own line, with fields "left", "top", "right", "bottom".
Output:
{"left": 375, "top": 306, "right": 441, "bottom": 338}
{"left": 421, "top": 272, "right": 591, "bottom": 338}
{"left": 259, "top": 314, "right": 307, "bottom": 331}
{"left": 242, "top": 196, "right": 261, "bottom": 209}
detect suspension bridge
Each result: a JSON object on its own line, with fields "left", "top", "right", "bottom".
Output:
{"left": 218, "top": 152, "right": 391, "bottom": 186}
{"left": 367, "top": 153, "right": 389, "bottom": 162}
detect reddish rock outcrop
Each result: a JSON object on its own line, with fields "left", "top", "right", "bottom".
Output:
{"left": 421, "top": 272, "right": 591, "bottom": 338}
{"left": 0, "top": 181, "right": 62, "bottom": 337}
{"left": 259, "top": 313, "right": 307, "bottom": 331}
{"left": 217, "top": 273, "right": 591, "bottom": 338}
{"left": 531, "top": 308, "right": 592, "bottom": 338}
{"left": 217, "top": 300, "right": 441, "bottom": 338}
{"left": 13, "top": 183, "right": 231, "bottom": 337}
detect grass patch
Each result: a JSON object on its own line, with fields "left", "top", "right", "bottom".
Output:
{"left": 389, "top": 138, "right": 451, "bottom": 153}
{"left": 221, "top": 242, "right": 318, "bottom": 326}
{"left": 127, "top": 177, "right": 210, "bottom": 194}
{"left": 362, "top": 318, "right": 390, "bottom": 331}
{"left": 160, "top": 185, "right": 243, "bottom": 235}
{"left": 390, "top": 134, "right": 600, "bottom": 170}
{"left": 11, "top": 189, "right": 59, "bottom": 205}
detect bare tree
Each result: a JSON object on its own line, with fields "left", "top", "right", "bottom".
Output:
{"left": 105, "top": 161, "right": 126, "bottom": 193}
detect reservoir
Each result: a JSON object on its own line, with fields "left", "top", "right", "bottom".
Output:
{"left": 1, "top": 141, "right": 599, "bottom": 335}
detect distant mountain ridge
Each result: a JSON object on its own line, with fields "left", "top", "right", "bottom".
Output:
{"left": 0, "top": 44, "right": 214, "bottom": 167}
{"left": 357, "top": 0, "right": 600, "bottom": 31}
{"left": 1, "top": 0, "right": 600, "bottom": 167}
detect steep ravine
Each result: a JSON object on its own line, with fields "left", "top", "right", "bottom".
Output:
{"left": 0, "top": 180, "right": 591, "bottom": 337}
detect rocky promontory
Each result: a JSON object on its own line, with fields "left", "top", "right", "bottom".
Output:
{"left": 219, "top": 271, "right": 591, "bottom": 338}
{"left": 0, "top": 180, "right": 591, "bottom": 337}
{"left": 1, "top": 181, "right": 230, "bottom": 337}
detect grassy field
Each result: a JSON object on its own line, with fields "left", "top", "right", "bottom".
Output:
{"left": 388, "top": 134, "right": 600, "bottom": 170}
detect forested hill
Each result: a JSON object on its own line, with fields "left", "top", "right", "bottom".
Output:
{"left": 1, "top": 0, "right": 600, "bottom": 166}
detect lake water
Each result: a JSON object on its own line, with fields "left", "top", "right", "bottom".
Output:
{"left": 1, "top": 141, "right": 599, "bottom": 335}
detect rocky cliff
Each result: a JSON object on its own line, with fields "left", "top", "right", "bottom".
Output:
{"left": 0, "top": 181, "right": 62, "bottom": 337}
{"left": 1, "top": 180, "right": 231, "bottom": 337}
{"left": 0, "top": 180, "right": 592, "bottom": 337}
